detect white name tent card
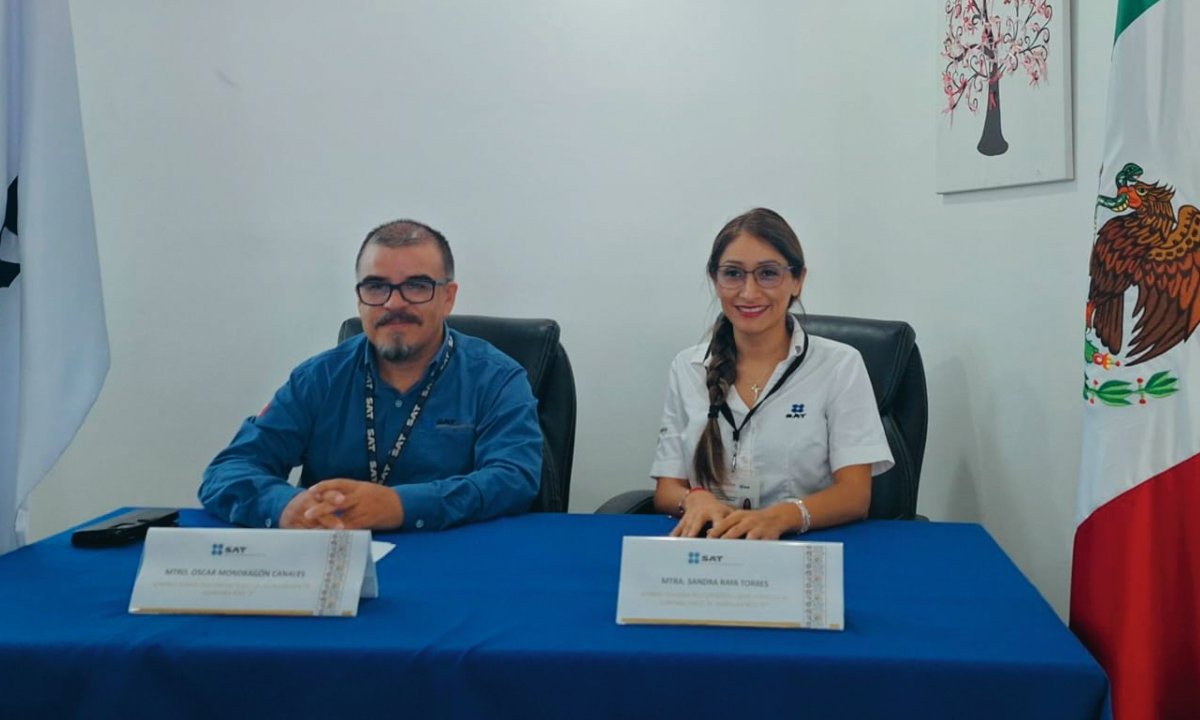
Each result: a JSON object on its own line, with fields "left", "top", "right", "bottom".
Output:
{"left": 616, "top": 536, "right": 843, "bottom": 629}
{"left": 129, "top": 527, "right": 378, "bottom": 617}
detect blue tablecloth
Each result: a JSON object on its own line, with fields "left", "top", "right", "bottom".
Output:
{"left": 0, "top": 510, "right": 1108, "bottom": 719}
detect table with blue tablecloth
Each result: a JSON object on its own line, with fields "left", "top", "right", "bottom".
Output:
{"left": 0, "top": 510, "right": 1108, "bottom": 719}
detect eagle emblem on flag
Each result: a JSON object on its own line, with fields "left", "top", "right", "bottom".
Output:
{"left": 1086, "top": 162, "right": 1200, "bottom": 365}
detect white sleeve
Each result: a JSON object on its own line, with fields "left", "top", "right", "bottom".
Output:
{"left": 827, "top": 352, "right": 895, "bottom": 477}
{"left": 648, "top": 357, "right": 691, "bottom": 482}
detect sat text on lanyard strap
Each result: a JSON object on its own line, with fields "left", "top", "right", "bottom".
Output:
{"left": 709, "top": 331, "right": 809, "bottom": 471}
{"left": 363, "top": 333, "right": 456, "bottom": 484}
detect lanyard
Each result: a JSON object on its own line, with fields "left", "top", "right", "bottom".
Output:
{"left": 710, "top": 331, "right": 809, "bottom": 471}
{"left": 363, "top": 333, "right": 456, "bottom": 485}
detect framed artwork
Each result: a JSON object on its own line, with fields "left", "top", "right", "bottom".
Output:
{"left": 936, "top": 0, "right": 1073, "bottom": 193}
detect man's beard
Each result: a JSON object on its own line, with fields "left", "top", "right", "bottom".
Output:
{"left": 374, "top": 310, "right": 423, "bottom": 363}
{"left": 377, "top": 339, "right": 418, "bottom": 363}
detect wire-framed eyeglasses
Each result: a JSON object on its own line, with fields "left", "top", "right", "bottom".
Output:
{"left": 714, "top": 263, "right": 797, "bottom": 290}
{"left": 356, "top": 277, "right": 451, "bottom": 306}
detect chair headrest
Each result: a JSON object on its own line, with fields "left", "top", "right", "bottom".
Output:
{"left": 337, "top": 315, "right": 561, "bottom": 394}
{"left": 801, "top": 314, "right": 917, "bottom": 412}
{"left": 446, "top": 315, "right": 560, "bottom": 394}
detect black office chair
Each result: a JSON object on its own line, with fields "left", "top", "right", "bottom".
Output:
{"left": 596, "top": 314, "right": 928, "bottom": 520}
{"left": 338, "top": 315, "right": 577, "bottom": 513}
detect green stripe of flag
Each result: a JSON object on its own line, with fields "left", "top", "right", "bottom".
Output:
{"left": 1115, "top": 0, "right": 1162, "bottom": 41}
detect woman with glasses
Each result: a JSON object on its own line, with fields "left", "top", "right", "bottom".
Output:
{"left": 650, "top": 208, "right": 893, "bottom": 539}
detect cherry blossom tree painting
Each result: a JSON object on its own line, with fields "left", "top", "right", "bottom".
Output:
{"left": 935, "top": 0, "right": 1074, "bottom": 193}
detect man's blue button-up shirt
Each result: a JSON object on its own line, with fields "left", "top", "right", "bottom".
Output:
{"left": 199, "top": 327, "right": 543, "bottom": 530}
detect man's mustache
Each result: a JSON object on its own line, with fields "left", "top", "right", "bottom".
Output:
{"left": 376, "top": 311, "right": 421, "bottom": 328}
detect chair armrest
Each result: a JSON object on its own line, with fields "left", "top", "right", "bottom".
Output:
{"left": 594, "top": 490, "right": 656, "bottom": 515}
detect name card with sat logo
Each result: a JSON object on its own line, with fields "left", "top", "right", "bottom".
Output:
{"left": 129, "top": 527, "right": 378, "bottom": 617}
{"left": 615, "top": 536, "right": 843, "bottom": 629}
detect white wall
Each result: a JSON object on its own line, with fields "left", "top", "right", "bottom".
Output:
{"left": 30, "top": 0, "right": 1114, "bottom": 618}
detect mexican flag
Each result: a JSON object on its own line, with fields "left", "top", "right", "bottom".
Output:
{"left": 1075, "top": 1, "right": 1200, "bottom": 717}
{"left": 0, "top": 0, "right": 108, "bottom": 553}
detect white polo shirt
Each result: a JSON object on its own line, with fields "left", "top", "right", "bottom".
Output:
{"left": 649, "top": 322, "right": 894, "bottom": 508}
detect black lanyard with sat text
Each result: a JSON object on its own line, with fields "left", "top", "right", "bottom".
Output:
{"left": 363, "top": 333, "right": 455, "bottom": 484}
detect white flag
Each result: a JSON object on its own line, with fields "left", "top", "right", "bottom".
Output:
{"left": 0, "top": 0, "right": 108, "bottom": 552}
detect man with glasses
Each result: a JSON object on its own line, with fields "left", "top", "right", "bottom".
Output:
{"left": 199, "top": 220, "right": 542, "bottom": 531}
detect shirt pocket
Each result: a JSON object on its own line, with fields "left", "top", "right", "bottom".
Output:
{"left": 426, "top": 423, "right": 476, "bottom": 476}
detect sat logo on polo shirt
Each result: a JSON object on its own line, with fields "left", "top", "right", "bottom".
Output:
{"left": 786, "top": 403, "right": 806, "bottom": 419}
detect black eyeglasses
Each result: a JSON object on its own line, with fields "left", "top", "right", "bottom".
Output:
{"left": 356, "top": 277, "right": 451, "bottom": 306}
{"left": 715, "top": 263, "right": 797, "bottom": 289}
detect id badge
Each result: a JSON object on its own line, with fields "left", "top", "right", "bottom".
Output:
{"left": 721, "top": 473, "right": 762, "bottom": 510}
